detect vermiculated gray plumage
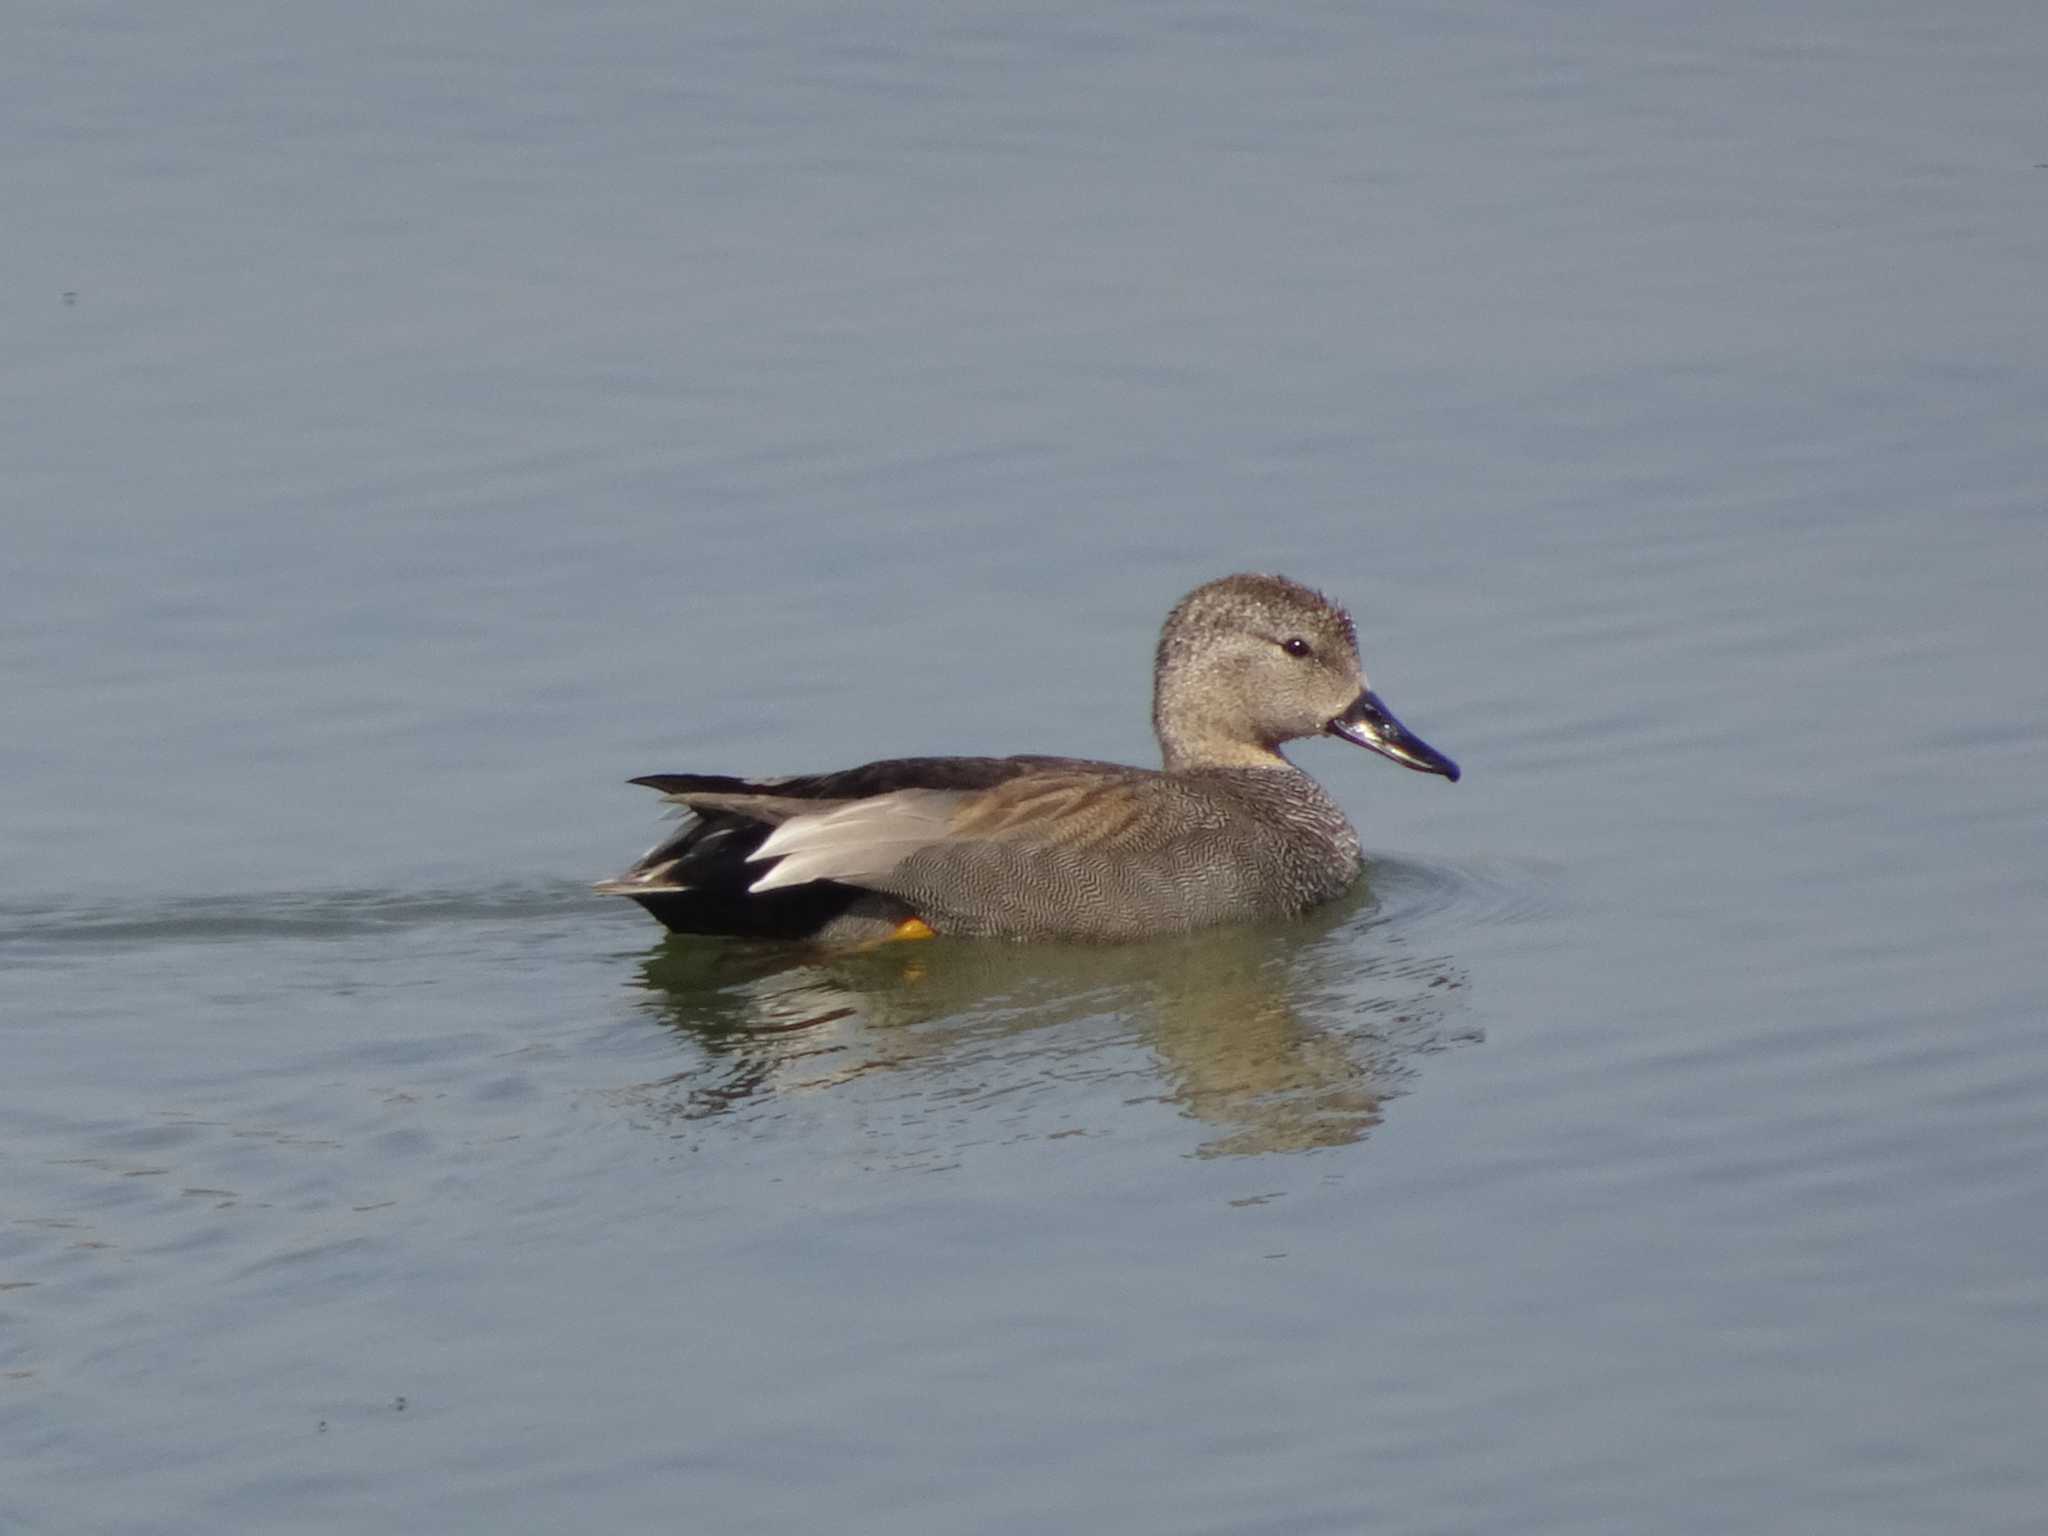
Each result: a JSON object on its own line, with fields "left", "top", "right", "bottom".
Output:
{"left": 597, "top": 574, "right": 1458, "bottom": 942}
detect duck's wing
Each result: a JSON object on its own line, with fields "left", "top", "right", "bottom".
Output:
{"left": 596, "top": 755, "right": 1087, "bottom": 899}
{"left": 600, "top": 755, "right": 1223, "bottom": 940}
{"left": 744, "top": 767, "right": 1194, "bottom": 900}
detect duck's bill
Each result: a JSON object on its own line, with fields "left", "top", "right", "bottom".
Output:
{"left": 1328, "top": 690, "right": 1461, "bottom": 781}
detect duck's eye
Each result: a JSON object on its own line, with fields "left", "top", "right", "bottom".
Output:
{"left": 1281, "top": 637, "right": 1313, "bottom": 659}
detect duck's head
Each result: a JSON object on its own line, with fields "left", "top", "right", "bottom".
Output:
{"left": 1152, "top": 572, "right": 1460, "bottom": 781}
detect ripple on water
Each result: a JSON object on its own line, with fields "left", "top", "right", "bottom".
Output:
{"left": 0, "top": 880, "right": 607, "bottom": 954}
{"left": 1362, "top": 851, "right": 1567, "bottom": 931}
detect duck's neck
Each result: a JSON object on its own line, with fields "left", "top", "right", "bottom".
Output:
{"left": 1155, "top": 721, "right": 1297, "bottom": 774}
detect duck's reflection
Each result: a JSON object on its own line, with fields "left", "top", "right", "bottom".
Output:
{"left": 621, "top": 884, "right": 1476, "bottom": 1158}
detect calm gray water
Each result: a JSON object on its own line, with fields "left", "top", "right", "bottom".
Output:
{"left": 7, "top": 3, "right": 2046, "bottom": 1531}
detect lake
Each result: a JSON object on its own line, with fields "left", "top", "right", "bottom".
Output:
{"left": 6, "top": 2, "right": 2046, "bottom": 1531}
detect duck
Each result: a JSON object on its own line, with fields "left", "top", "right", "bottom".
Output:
{"left": 597, "top": 573, "right": 1458, "bottom": 942}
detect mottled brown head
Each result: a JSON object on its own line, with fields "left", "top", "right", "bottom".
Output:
{"left": 1152, "top": 573, "right": 1459, "bottom": 782}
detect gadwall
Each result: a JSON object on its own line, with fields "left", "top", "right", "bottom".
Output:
{"left": 599, "top": 573, "right": 1459, "bottom": 942}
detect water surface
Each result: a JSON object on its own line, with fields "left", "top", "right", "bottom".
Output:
{"left": 6, "top": 2, "right": 2046, "bottom": 1532}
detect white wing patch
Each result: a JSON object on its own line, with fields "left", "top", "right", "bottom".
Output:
{"left": 748, "top": 790, "right": 964, "bottom": 893}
